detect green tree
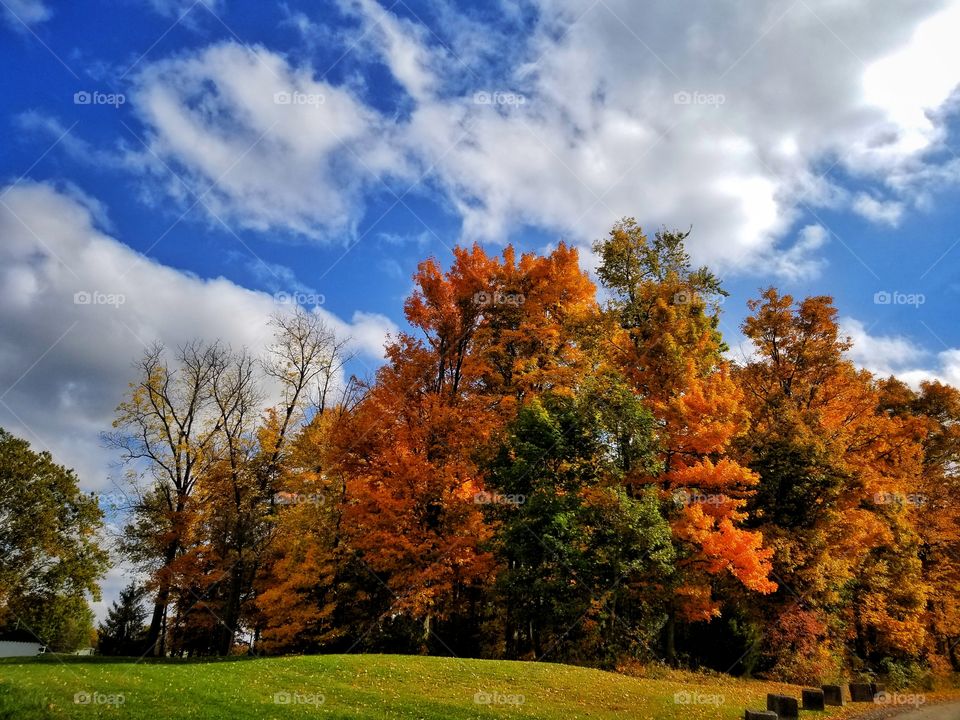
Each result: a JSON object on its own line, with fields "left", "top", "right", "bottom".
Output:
{"left": 97, "top": 583, "right": 149, "bottom": 656}
{"left": 0, "top": 428, "right": 107, "bottom": 651}
{"left": 486, "top": 384, "right": 675, "bottom": 665}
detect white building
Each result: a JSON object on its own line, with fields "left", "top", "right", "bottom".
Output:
{"left": 0, "top": 640, "right": 46, "bottom": 658}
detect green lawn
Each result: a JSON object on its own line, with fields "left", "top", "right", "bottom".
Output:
{"left": 0, "top": 654, "right": 906, "bottom": 720}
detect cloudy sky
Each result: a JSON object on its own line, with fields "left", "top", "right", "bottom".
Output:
{"left": 3, "top": 0, "right": 960, "bottom": 615}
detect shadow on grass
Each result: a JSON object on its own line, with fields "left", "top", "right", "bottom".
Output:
{"left": 0, "top": 681, "right": 52, "bottom": 720}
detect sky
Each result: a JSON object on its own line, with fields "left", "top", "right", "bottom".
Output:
{"left": 2, "top": 0, "right": 960, "bottom": 619}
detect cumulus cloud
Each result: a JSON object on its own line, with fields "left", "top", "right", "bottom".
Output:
{"left": 410, "top": 0, "right": 960, "bottom": 268}
{"left": 338, "top": 0, "right": 438, "bottom": 102}
{"left": 0, "top": 182, "right": 395, "bottom": 494}
{"left": 841, "top": 317, "right": 931, "bottom": 378}
{"left": 852, "top": 192, "right": 905, "bottom": 227}
{"left": 129, "top": 41, "right": 413, "bottom": 238}
{"left": 839, "top": 317, "right": 960, "bottom": 390}
{"left": 113, "top": 0, "right": 960, "bottom": 278}
{"left": 762, "top": 223, "right": 830, "bottom": 281}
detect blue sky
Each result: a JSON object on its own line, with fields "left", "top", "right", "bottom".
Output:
{"left": 3, "top": 0, "right": 960, "bottom": 615}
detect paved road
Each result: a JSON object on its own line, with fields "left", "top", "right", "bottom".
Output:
{"left": 866, "top": 701, "right": 960, "bottom": 719}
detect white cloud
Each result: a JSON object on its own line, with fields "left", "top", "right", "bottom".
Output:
{"left": 0, "top": 182, "right": 394, "bottom": 494}
{"left": 108, "top": 1, "right": 960, "bottom": 278}
{"left": 337, "top": 0, "right": 438, "bottom": 102}
{"left": 839, "top": 318, "right": 960, "bottom": 390}
{"left": 762, "top": 223, "right": 830, "bottom": 281}
{"left": 841, "top": 317, "right": 930, "bottom": 378}
{"left": 129, "top": 41, "right": 413, "bottom": 239}
{"left": 852, "top": 192, "right": 905, "bottom": 227}
{"left": 2, "top": 0, "right": 51, "bottom": 29}
{"left": 860, "top": 1, "right": 960, "bottom": 171}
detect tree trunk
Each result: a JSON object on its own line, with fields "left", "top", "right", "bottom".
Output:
{"left": 216, "top": 560, "right": 244, "bottom": 656}
{"left": 665, "top": 610, "right": 677, "bottom": 666}
{"left": 145, "top": 540, "right": 178, "bottom": 655}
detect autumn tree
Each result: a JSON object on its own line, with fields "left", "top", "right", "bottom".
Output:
{"left": 738, "top": 289, "right": 929, "bottom": 681}
{"left": 253, "top": 369, "right": 362, "bottom": 653}
{"left": 594, "top": 220, "right": 776, "bottom": 662}
{"left": 333, "top": 243, "right": 598, "bottom": 655}
{"left": 109, "top": 312, "right": 350, "bottom": 656}
{"left": 107, "top": 341, "right": 228, "bottom": 654}
{"left": 878, "top": 378, "right": 960, "bottom": 671}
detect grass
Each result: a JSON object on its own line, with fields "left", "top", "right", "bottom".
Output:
{"left": 0, "top": 653, "right": 950, "bottom": 719}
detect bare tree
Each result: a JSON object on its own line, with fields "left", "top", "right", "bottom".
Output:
{"left": 105, "top": 341, "right": 228, "bottom": 655}
{"left": 108, "top": 311, "right": 357, "bottom": 656}
{"left": 262, "top": 310, "right": 354, "bottom": 470}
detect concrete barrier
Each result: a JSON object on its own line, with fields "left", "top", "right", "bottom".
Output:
{"left": 821, "top": 684, "right": 847, "bottom": 706}
{"left": 767, "top": 693, "right": 799, "bottom": 719}
{"left": 802, "top": 688, "right": 825, "bottom": 711}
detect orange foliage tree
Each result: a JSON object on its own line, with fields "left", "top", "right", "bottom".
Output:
{"left": 593, "top": 219, "right": 776, "bottom": 660}
{"left": 330, "top": 242, "right": 598, "bottom": 654}
{"left": 738, "top": 288, "right": 929, "bottom": 680}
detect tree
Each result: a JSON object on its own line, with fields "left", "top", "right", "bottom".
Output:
{"left": 97, "top": 583, "right": 149, "bottom": 656}
{"left": 738, "top": 289, "right": 929, "bottom": 681}
{"left": 334, "top": 242, "right": 598, "bottom": 655}
{"left": 878, "top": 378, "right": 960, "bottom": 671}
{"left": 252, "top": 321, "right": 360, "bottom": 654}
{"left": 107, "top": 341, "right": 230, "bottom": 655}
{"left": 110, "top": 312, "right": 352, "bottom": 656}
{"left": 0, "top": 428, "right": 107, "bottom": 651}
{"left": 486, "top": 383, "right": 674, "bottom": 664}
{"left": 594, "top": 220, "right": 775, "bottom": 661}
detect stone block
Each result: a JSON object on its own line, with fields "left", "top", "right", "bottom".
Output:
{"left": 821, "top": 684, "right": 847, "bottom": 706}
{"left": 767, "top": 693, "right": 799, "bottom": 719}
{"left": 745, "top": 711, "right": 778, "bottom": 720}
{"left": 802, "top": 688, "right": 825, "bottom": 711}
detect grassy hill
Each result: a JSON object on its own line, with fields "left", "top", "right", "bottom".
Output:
{"left": 0, "top": 653, "right": 937, "bottom": 719}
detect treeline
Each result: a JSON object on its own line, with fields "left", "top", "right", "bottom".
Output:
{"left": 105, "top": 220, "right": 960, "bottom": 684}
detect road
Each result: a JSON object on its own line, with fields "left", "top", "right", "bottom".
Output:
{"left": 867, "top": 701, "right": 960, "bottom": 719}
